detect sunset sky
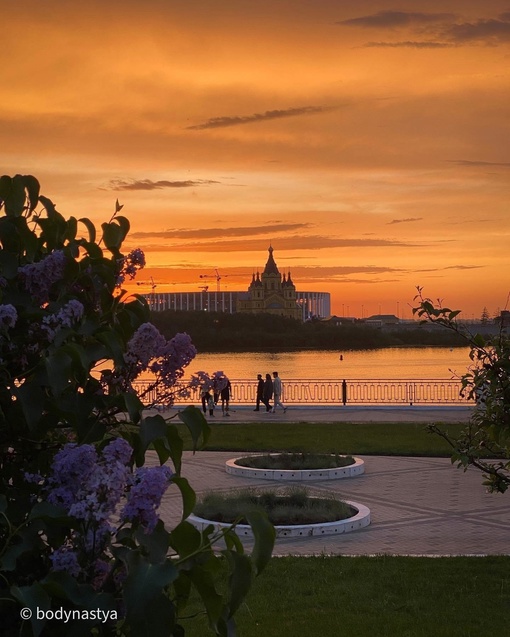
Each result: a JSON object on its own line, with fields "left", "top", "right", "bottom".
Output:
{"left": 2, "top": 0, "right": 509, "bottom": 319}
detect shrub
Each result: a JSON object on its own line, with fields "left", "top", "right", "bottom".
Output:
{"left": 0, "top": 175, "right": 274, "bottom": 636}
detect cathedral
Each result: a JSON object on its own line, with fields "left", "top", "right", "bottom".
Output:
{"left": 237, "top": 246, "right": 302, "bottom": 320}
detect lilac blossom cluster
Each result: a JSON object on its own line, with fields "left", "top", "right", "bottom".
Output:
{"left": 150, "top": 332, "right": 197, "bottom": 389}
{"left": 0, "top": 304, "right": 17, "bottom": 328}
{"left": 121, "top": 465, "right": 173, "bottom": 532}
{"left": 122, "top": 324, "right": 197, "bottom": 403}
{"left": 117, "top": 248, "right": 146, "bottom": 285}
{"left": 190, "top": 370, "right": 229, "bottom": 393}
{"left": 42, "top": 299, "right": 84, "bottom": 341}
{"left": 18, "top": 250, "right": 67, "bottom": 304}
{"left": 44, "top": 438, "right": 173, "bottom": 580}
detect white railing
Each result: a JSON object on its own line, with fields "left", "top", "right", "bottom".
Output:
{"left": 133, "top": 378, "right": 471, "bottom": 406}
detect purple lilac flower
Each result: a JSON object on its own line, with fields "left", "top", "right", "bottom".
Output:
{"left": 24, "top": 471, "right": 44, "bottom": 484}
{"left": 150, "top": 332, "right": 197, "bottom": 388}
{"left": 102, "top": 437, "right": 132, "bottom": 465}
{"left": 0, "top": 304, "right": 17, "bottom": 328}
{"left": 54, "top": 299, "right": 84, "bottom": 327}
{"left": 125, "top": 322, "right": 167, "bottom": 370}
{"left": 47, "top": 440, "right": 131, "bottom": 524}
{"left": 47, "top": 444, "right": 99, "bottom": 510}
{"left": 190, "top": 370, "right": 213, "bottom": 391}
{"left": 91, "top": 559, "right": 111, "bottom": 590}
{"left": 121, "top": 465, "right": 173, "bottom": 533}
{"left": 42, "top": 299, "right": 85, "bottom": 341}
{"left": 19, "top": 250, "right": 67, "bottom": 304}
{"left": 212, "top": 371, "right": 229, "bottom": 393}
{"left": 117, "top": 248, "right": 146, "bottom": 285}
{"left": 50, "top": 546, "right": 82, "bottom": 577}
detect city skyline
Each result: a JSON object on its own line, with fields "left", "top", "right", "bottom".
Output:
{"left": 1, "top": 0, "right": 509, "bottom": 318}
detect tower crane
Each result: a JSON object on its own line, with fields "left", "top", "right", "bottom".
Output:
{"left": 199, "top": 268, "right": 224, "bottom": 292}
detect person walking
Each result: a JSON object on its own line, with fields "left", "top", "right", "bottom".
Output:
{"left": 254, "top": 374, "right": 264, "bottom": 411}
{"left": 221, "top": 378, "right": 232, "bottom": 416}
{"left": 271, "top": 371, "right": 287, "bottom": 413}
{"left": 205, "top": 391, "right": 215, "bottom": 417}
{"left": 262, "top": 373, "right": 273, "bottom": 412}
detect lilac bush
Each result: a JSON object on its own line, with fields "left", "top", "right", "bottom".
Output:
{"left": 0, "top": 175, "right": 274, "bottom": 637}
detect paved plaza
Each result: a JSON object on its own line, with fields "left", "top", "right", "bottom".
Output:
{"left": 156, "top": 406, "right": 510, "bottom": 557}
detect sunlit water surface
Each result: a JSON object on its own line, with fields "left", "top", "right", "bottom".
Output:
{"left": 182, "top": 347, "right": 472, "bottom": 381}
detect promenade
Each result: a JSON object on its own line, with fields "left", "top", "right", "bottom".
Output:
{"left": 156, "top": 405, "right": 510, "bottom": 556}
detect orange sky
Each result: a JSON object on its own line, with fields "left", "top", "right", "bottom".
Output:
{"left": 1, "top": 0, "right": 509, "bottom": 319}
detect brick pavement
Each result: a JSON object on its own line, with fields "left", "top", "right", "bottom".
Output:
{"left": 154, "top": 404, "right": 508, "bottom": 556}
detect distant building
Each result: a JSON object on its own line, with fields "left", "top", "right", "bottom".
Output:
{"left": 237, "top": 246, "right": 302, "bottom": 320}
{"left": 143, "top": 246, "right": 331, "bottom": 320}
{"left": 364, "top": 314, "right": 400, "bottom": 327}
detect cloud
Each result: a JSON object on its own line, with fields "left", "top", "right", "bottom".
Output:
{"left": 105, "top": 178, "right": 220, "bottom": 191}
{"left": 447, "top": 160, "right": 510, "bottom": 167}
{"left": 387, "top": 217, "right": 423, "bottom": 225}
{"left": 339, "top": 10, "right": 510, "bottom": 47}
{"left": 137, "top": 235, "right": 420, "bottom": 253}
{"left": 337, "top": 11, "right": 456, "bottom": 28}
{"left": 444, "top": 17, "right": 510, "bottom": 44}
{"left": 186, "top": 105, "right": 333, "bottom": 130}
{"left": 363, "top": 41, "right": 452, "bottom": 49}
{"left": 131, "top": 223, "right": 312, "bottom": 240}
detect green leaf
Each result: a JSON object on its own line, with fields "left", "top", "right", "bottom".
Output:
{"left": 101, "top": 216, "right": 130, "bottom": 252}
{"left": 188, "top": 561, "right": 225, "bottom": 631}
{"left": 169, "top": 520, "right": 203, "bottom": 558}
{"left": 78, "top": 217, "right": 97, "bottom": 243}
{"left": 171, "top": 476, "right": 196, "bottom": 521}
{"left": 22, "top": 174, "right": 40, "bottom": 213}
{"left": 223, "top": 550, "right": 253, "bottom": 617}
{"left": 14, "top": 381, "right": 46, "bottom": 432}
{"left": 11, "top": 583, "right": 51, "bottom": 637}
{"left": 45, "top": 348, "right": 73, "bottom": 395}
{"left": 135, "top": 520, "right": 171, "bottom": 563}
{"left": 0, "top": 248, "right": 19, "bottom": 278}
{"left": 244, "top": 510, "right": 275, "bottom": 576}
{"left": 178, "top": 405, "right": 211, "bottom": 451}
{"left": 123, "top": 391, "right": 144, "bottom": 424}
{"left": 0, "top": 174, "right": 26, "bottom": 216}
{"left": 163, "top": 424, "right": 184, "bottom": 474}
{"left": 122, "top": 552, "right": 178, "bottom": 631}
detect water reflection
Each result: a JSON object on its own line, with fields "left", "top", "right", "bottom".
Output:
{"left": 184, "top": 347, "right": 472, "bottom": 380}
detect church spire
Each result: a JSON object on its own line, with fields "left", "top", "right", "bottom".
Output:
{"left": 263, "top": 245, "right": 279, "bottom": 275}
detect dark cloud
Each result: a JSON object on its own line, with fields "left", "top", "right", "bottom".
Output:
{"left": 387, "top": 217, "right": 423, "bottom": 225}
{"left": 106, "top": 178, "right": 220, "bottom": 191}
{"left": 447, "top": 160, "right": 510, "bottom": 167}
{"left": 138, "top": 235, "right": 420, "bottom": 253}
{"left": 131, "top": 223, "right": 312, "bottom": 240}
{"left": 363, "top": 41, "right": 452, "bottom": 48}
{"left": 186, "top": 106, "right": 333, "bottom": 130}
{"left": 416, "top": 265, "right": 483, "bottom": 272}
{"left": 338, "top": 11, "right": 456, "bottom": 28}
{"left": 339, "top": 11, "right": 510, "bottom": 47}
{"left": 444, "top": 17, "right": 510, "bottom": 44}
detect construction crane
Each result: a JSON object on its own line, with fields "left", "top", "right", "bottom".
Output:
{"left": 199, "top": 268, "right": 224, "bottom": 292}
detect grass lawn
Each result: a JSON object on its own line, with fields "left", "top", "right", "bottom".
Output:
{"left": 177, "top": 421, "right": 466, "bottom": 456}
{"left": 182, "top": 555, "right": 510, "bottom": 637}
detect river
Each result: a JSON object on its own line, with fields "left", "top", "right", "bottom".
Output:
{"left": 183, "top": 347, "right": 472, "bottom": 381}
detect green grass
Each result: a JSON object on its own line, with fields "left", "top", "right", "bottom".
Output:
{"left": 235, "top": 452, "right": 355, "bottom": 470}
{"left": 177, "top": 421, "right": 466, "bottom": 456}
{"left": 182, "top": 555, "right": 510, "bottom": 637}
{"left": 194, "top": 487, "right": 354, "bottom": 525}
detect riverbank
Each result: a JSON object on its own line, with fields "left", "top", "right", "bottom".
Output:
{"left": 150, "top": 309, "right": 469, "bottom": 352}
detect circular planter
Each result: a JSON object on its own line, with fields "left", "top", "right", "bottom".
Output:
{"left": 225, "top": 454, "right": 365, "bottom": 481}
{"left": 187, "top": 500, "right": 370, "bottom": 538}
